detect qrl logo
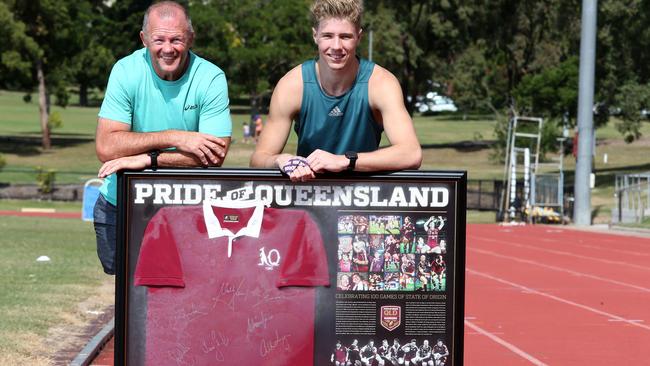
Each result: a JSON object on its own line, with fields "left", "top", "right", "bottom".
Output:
{"left": 380, "top": 306, "right": 401, "bottom": 331}
{"left": 258, "top": 247, "right": 281, "bottom": 270}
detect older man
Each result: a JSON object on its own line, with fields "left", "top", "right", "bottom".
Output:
{"left": 93, "top": 1, "right": 232, "bottom": 274}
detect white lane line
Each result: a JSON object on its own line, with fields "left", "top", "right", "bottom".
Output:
{"left": 465, "top": 319, "right": 549, "bottom": 366}
{"left": 534, "top": 238, "right": 650, "bottom": 257}
{"left": 468, "top": 268, "right": 650, "bottom": 331}
{"left": 473, "top": 236, "right": 650, "bottom": 271}
{"left": 470, "top": 247, "right": 650, "bottom": 293}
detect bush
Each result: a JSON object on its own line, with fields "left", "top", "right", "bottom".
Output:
{"left": 0, "top": 154, "right": 5, "bottom": 170}
{"left": 35, "top": 167, "right": 56, "bottom": 193}
{"left": 48, "top": 111, "right": 63, "bottom": 129}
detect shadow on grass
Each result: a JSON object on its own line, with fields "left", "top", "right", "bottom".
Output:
{"left": 0, "top": 135, "right": 94, "bottom": 156}
{"left": 421, "top": 140, "right": 496, "bottom": 152}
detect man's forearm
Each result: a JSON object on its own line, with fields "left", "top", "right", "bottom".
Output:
{"left": 158, "top": 150, "right": 225, "bottom": 168}
{"left": 97, "top": 130, "right": 180, "bottom": 162}
{"left": 354, "top": 144, "right": 422, "bottom": 172}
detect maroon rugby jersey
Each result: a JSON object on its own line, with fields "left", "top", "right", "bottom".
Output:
{"left": 134, "top": 199, "right": 329, "bottom": 365}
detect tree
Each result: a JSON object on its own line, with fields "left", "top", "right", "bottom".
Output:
{"left": 2, "top": 0, "right": 99, "bottom": 149}
{"left": 614, "top": 81, "right": 650, "bottom": 143}
{"left": 191, "top": 0, "right": 313, "bottom": 114}
{"left": 365, "top": 1, "right": 474, "bottom": 115}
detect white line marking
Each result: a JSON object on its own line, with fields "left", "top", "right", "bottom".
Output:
{"left": 474, "top": 237, "right": 650, "bottom": 271}
{"left": 465, "top": 319, "right": 549, "bottom": 366}
{"left": 608, "top": 319, "right": 644, "bottom": 323}
{"left": 468, "top": 268, "right": 650, "bottom": 331}
{"left": 470, "top": 247, "right": 650, "bottom": 293}
{"left": 535, "top": 237, "right": 650, "bottom": 257}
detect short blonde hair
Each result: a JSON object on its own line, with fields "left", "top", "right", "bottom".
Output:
{"left": 310, "top": 0, "right": 363, "bottom": 29}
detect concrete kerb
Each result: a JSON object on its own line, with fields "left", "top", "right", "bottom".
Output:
{"left": 70, "top": 317, "right": 114, "bottom": 366}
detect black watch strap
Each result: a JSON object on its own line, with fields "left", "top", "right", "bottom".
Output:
{"left": 345, "top": 151, "right": 358, "bottom": 171}
{"left": 148, "top": 150, "right": 159, "bottom": 170}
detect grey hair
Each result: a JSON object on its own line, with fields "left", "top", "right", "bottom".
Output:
{"left": 142, "top": 1, "right": 194, "bottom": 35}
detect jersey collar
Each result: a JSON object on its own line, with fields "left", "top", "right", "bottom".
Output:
{"left": 202, "top": 199, "right": 265, "bottom": 258}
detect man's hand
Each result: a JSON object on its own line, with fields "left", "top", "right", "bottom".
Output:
{"left": 276, "top": 154, "right": 316, "bottom": 182}
{"left": 306, "top": 149, "right": 348, "bottom": 173}
{"left": 98, "top": 154, "right": 149, "bottom": 178}
{"left": 173, "top": 131, "right": 227, "bottom": 165}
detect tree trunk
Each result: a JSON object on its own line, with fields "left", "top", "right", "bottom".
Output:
{"left": 37, "top": 59, "right": 51, "bottom": 150}
{"left": 79, "top": 82, "right": 88, "bottom": 107}
{"left": 250, "top": 90, "right": 259, "bottom": 116}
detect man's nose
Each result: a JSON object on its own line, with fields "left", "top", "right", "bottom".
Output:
{"left": 162, "top": 41, "right": 174, "bottom": 53}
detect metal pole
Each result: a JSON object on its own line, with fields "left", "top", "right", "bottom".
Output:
{"left": 368, "top": 30, "right": 373, "bottom": 61}
{"left": 574, "top": 0, "right": 598, "bottom": 226}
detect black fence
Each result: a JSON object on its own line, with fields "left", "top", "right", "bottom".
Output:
{"left": 467, "top": 179, "right": 503, "bottom": 211}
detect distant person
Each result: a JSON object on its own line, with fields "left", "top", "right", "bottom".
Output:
{"left": 250, "top": 0, "right": 421, "bottom": 181}
{"left": 93, "top": 1, "right": 232, "bottom": 275}
{"left": 242, "top": 121, "right": 252, "bottom": 143}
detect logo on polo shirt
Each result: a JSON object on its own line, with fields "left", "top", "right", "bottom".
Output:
{"left": 184, "top": 104, "right": 198, "bottom": 111}
{"left": 328, "top": 106, "right": 344, "bottom": 117}
{"left": 258, "top": 247, "right": 281, "bottom": 270}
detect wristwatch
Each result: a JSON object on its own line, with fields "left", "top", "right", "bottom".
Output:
{"left": 345, "top": 151, "right": 358, "bottom": 171}
{"left": 148, "top": 150, "right": 160, "bottom": 170}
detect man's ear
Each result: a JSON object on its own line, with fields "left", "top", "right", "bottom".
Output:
{"left": 140, "top": 31, "right": 147, "bottom": 47}
{"left": 187, "top": 31, "right": 195, "bottom": 48}
{"left": 312, "top": 27, "right": 318, "bottom": 44}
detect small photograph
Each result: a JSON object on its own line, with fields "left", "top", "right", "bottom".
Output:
{"left": 369, "top": 234, "right": 385, "bottom": 252}
{"left": 369, "top": 215, "right": 402, "bottom": 235}
{"left": 352, "top": 215, "right": 369, "bottom": 234}
{"left": 399, "top": 254, "right": 416, "bottom": 291}
{"left": 399, "top": 272, "right": 415, "bottom": 291}
{"left": 351, "top": 235, "right": 370, "bottom": 272}
{"left": 383, "top": 272, "right": 400, "bottom": 291}
{"left": 383, "top": 252, "right": 400, "bottom": 272}
{"left": 350, "top": 272, "right": 369, "bottom": 291}
{"left": 337, "top": 215, "right": 355, "bottom": 234}
{"left": 431, "top": 254, "right": 447, "bottom": 291}
{"left": 400, "top": 254, "right": 416, "bottom": 276}
{"left": 398, "top": 236, "right": 416, "bottom": 254}
{"left": 337, "top": 273, "right": 352, "bottom": 291}
{"left": 430, "top": 239, "right": 448, "bottom": 255}
{"left": 415, "top": 254, "right": 433, "bottom": 291}
{"left": 422, "top": 215, "right": 447, "bottom": 248}
{"left": 337, "top": 235, "right": 353, "bottom": 272}
{"left": 368, "top": 273, "right": 385, "bottom": 291}
{"left": 383, "top": 234, "right": 399, "bottom": 254}
{"left": 415, "top": 235, "right": 430, "bottom": 253}
{"left": 368, "top": 249, "right": 385, "bottom": 273}
{"left": 400, "top": 215, "right": 416, "bottom": 242}
{"left": 338, "top": 251, "right": 352, "bottom": 273}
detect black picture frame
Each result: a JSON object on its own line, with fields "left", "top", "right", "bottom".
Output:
{"left": 115, "top": 168, "right": 466, "bottom": 365}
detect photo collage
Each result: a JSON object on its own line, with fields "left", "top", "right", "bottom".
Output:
{"left": 336, "top": 214, "right": 448, "bottom": 292}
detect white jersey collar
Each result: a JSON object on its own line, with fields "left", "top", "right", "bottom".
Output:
{"left": 202, "top": 199, "right": 265, "bottom": 257}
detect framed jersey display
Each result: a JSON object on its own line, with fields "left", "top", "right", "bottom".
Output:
{"left": 115, "top": 169, "right": 466, "bottom": 366}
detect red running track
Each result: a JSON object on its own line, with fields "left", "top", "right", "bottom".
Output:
{"left": 90, "top": 224, "right": 650, "bottom": 365}
{"left": 465, "top": 224, "right": 650, "bottom": 365}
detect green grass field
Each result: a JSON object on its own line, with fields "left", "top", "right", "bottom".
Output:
{"left": 0, "top": 216, "right": 107, "bottom": 364}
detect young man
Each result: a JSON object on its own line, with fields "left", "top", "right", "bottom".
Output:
{"left": 93, "top": 1, "right": 232, "bottom": 274}
{"left": 250, "top": 0, "right": 421, "bottom": 181}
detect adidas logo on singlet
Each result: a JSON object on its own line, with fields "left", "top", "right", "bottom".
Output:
{"left": 328, "top": 106, "right": 344, "bottom": 117}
